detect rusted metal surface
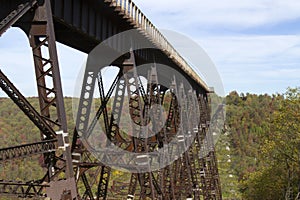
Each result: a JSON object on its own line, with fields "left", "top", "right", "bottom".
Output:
{"left": 0, "top": 70, "right": 56, "bottom": 139}
{"left": 0, "top": 0, "right": 222, "bottom": 199}
{"left": 0, "top": 139, "right": 57, "bottom": 162}
{"left": 0, "top": 0, "right": 37, "bottom": 36}
{"left": 0, "top": 180, "right": 49, "bottom": 198}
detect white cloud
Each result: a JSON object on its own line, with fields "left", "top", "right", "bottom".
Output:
{"left": 159, "top": 29, "right": 300, "bottom": 94}
{"left": 258, "top": 68, "right": 300, "bottom": 79}
{"left": 197, "top": 35, "right": 300, "bottom": 65}
{"left": 135, "top": 0, "right": 300, "bottom": 30}
{"left": 193, "top": 35, "right": 300, "bottom": 93}
{"left": 1, "top": 2, "right": 300, "bottom": 96}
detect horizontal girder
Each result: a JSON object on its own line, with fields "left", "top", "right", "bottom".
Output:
{"left": 0, "top": 180, "right": 49, "bottom": 198}
{"left": 0, "top": 139, "right": 57, "bottom": 162}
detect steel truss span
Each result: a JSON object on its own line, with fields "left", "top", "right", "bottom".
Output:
{"left": 0, "top": 0, "right": 222, "bottom": 199}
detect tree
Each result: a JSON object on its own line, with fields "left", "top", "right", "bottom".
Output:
{"left": 242, "top": 87, "right": 300, "bottom": 199}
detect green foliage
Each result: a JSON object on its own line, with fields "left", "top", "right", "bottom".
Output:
{"left": 0, "top": 97, "right": 76, "bottom": 182}
{"left": 241, "top": 165, "right": 286, "bottom": 200}
{"left": 245, "top": 87, "right": 300, "bottom": 200}
{"left": 0, "top": 87, "right": 299, "bottom": 199}
{"left": 0, "top": 98, "right": 42, "bottom": 182}
{"left": 224, "top": 92, "right": 280, "bottom": 180}
{"left": 217, "top": 88, "right": 300, "bottom": 200}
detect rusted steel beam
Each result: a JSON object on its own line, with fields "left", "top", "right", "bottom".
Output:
{"left": 28, "top": 0, "right": 75, "bottom": 185}
{"left": 0, "top": 0, "right": 37, "bottom": 36}
{"left": 0, "top": 70, "right": 56, "bottom": 139}
{"left": 0, "top": 180, "right": 49, "bottom": 198}
{"left": 0, "top": 139, "right": 57, "bottom": 162}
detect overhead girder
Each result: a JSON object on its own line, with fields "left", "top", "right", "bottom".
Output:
{"left": 0, "top": 0, "right": 38, "bottom": 36}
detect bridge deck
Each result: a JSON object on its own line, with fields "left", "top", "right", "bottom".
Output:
{"left": 52, "top": 0, "right": 210, "bottom": 92}
{"left": 1, "top": 0, "right": 209, "bottom": 92}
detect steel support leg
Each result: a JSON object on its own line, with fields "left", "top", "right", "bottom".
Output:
{"left": 28, "top": 0, "right": 76, "bottom": 197}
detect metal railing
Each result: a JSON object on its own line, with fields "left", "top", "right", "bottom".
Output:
{"left": 109, "top": 0, "right": 209, "bottom": 91}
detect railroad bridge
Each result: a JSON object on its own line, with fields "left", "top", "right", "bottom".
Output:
{"left": 0, "top": 0, "right": 222, "bottom": 199}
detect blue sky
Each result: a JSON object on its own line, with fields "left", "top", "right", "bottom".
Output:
{"left": 1, "top": 0, "right": 300, "bottom": 96}
{"left": 134, "top": 0, "right": 300, "bottom": 95}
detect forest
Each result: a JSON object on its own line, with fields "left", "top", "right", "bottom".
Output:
{"left": 218, "top": 87, "right": 300, "bottom": 200}
{"left": 0, "top": 87, "right": 299, "bottom": 199}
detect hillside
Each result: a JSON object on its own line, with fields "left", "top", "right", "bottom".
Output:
{"left": 0, "top": 87, "right": 299, "bottom": 199}
{"left": 218, "top": 88, "right": 300, "bottom": 199}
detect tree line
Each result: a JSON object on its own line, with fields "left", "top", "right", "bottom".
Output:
{"left": 0, "top": 87, "right": 299, "bottom": 199}
{"left": 217, "top": 87, "right": 300, "bottom": 200}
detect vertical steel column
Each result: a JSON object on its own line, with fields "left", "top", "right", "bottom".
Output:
{"left": 29, "top": 0, "right": 67, "bottom": 133}
{"left": 96, "top": 70, "right": 113, "bottom": 200}
{"left": 198, "top": 95, "right": 211, "bottom": 199}
{"left": 146, "top": 66, "right": 167, "bottom": 200}
{"left": 96, "top": 70, "right": 125, "bottom": 200}
{"left": 205, "top": 96, "right": 222, "bottom": 200}
{"left": 28, "top": 0, "right": 76, "bottom": 198}
{"left": 124, "top": 51, "right": 149, "bottom": 199}
{"left": 95, "top": 61, "right": 144, "bottom": 199}
{"left": 123, "top": 52, "right": 158, "bottom": 199}
{"left": 127, "top": 173, "right": 138, "bottom": 200}
{"left": 197, "top": 94, "right": 223, "bottom": 200}
{"left": 178, "top": 83, "right": 193, "bottom": 199}
{"left": 164, "top": 78, "right": 181, "bottom": 199}
{"left": 187, "top": 89, "right": 201, "bottom": 199}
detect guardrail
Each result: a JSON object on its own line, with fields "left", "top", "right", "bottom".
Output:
{"left": 108, "top": 0, "right": 209, "bottom": 92}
